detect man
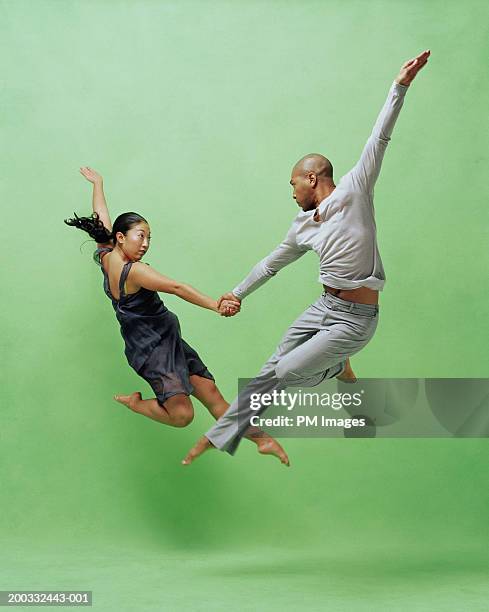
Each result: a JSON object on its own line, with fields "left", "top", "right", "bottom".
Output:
{"left": 183, "top": 50, "right": 430, "bottom": 465}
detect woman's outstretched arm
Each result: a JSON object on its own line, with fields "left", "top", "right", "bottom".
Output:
{"left": 79, "top": 167, "right": 112, "bottom": 233}
{"left": 130, "top": 263, "right": 240, "bottom": 316}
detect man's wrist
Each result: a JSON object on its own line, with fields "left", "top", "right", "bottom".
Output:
{"left": 394, "top": 78, "right": 410, "bottom": 88}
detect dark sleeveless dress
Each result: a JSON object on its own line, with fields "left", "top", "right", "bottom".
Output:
{"left": 94, "top": 247, "right": 214, "bottom": 406}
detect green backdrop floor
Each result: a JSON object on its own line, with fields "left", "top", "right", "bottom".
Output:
{"left": 2, "top": 540, "right": 488, "bottom": 611}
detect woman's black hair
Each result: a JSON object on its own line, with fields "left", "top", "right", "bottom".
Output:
{"left": 64, "top": 211, "right": 148, "bottom": 245}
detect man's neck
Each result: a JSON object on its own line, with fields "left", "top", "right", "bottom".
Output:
{"left": 314, "top": 181, "right": 336, "bottom": 208}
{"left": 312, "top": 181, "right": 336, "bottom": 222}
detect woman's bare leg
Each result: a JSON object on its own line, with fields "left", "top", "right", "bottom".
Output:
{"left": 187, "top": 375, "right": 289, "bottom": 465}
{"left": 114, "top": 392, "right": 194, "bottom": 428}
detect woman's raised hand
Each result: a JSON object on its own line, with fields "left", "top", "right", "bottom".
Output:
{"left": 80, "top": 166, "right": 103, "bottom": 185}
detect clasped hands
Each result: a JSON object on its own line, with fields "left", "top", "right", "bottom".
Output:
{"left": 217, "top": 292, "right": 241, "bottom": 317}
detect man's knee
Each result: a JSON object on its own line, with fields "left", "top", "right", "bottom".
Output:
{"left": 275, "top": 356, "right": 326, "bottom": 384}
{"left": 275, "top": 357, "right": 302, "bottom": 381}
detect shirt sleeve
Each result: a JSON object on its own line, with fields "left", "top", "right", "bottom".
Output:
{"left": 347, "top": 81, "right": 409, "bottom": 194}
{"left": 232, "top": 225, "right": 307, "bottom": 300}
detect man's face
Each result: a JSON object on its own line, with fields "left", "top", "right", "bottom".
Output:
{"left": 290, "top": 169, "right": 315, "bottom": 211}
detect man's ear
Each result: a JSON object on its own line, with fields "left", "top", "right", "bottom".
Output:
{"left": 308, "top": 172, "right": 318, "bottom": 187}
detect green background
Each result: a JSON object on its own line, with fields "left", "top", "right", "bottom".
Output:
{"left": 1, "top": 1, "right": 488, "bottom": 610}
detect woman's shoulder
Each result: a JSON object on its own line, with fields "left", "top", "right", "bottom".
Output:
{"left": 128, "top": 260, "right": 151, "bottom": 276}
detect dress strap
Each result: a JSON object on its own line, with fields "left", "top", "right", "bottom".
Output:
{"left": 93, "top": 246, "right": 113, "bottom": 267}
{"left": 118, "top": 262, "right": 133, "bottom": 298}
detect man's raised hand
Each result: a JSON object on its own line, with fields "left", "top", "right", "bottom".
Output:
{"left": 395, "top": 50, "right": 430, "bottom": 87}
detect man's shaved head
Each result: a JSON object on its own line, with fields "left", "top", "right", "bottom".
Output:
{"left": 293, "top": 154, "right": 333, "bottom": 180}
{"left": 290, "top": 153, "right": 336, "bottom": 212}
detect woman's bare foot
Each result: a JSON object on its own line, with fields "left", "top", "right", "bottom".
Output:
{"left": 182, "top": 436, "right": 215, "bottom": 465}
{"left": 114, "top": 391, "right": 142, "bottom": 412}
{"left": 336, "top": 358, "right": 357, "bottom": 383}
{"left": 255, "top": 437, "right": 290, "bottom": 466}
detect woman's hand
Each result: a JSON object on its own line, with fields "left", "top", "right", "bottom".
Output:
{"left": 218, "top": 299, "right": 241, "bottom": 317}
{"left": 80, "top": 166, "right": 103, "bottom": 185}
{"left": 79, "top": 166, "right": 111, "bottom": 232}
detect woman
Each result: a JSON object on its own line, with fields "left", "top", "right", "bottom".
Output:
{"left": 65, "top": 166, "right": 289, "bottom": 465}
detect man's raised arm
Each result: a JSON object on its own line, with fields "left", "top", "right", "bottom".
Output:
{"left": 221, "top": 225, "right": 307, "bottom": 305}
{"left": 349, "top": 50, "right": 430, "bottom": 193}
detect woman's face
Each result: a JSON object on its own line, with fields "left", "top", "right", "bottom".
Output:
{"left": 117, "top": 222, "right": 151, "bottom": 261}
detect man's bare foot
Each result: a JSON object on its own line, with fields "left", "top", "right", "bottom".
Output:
{"left": 182, "top": 436, "right": 215, "bottom": 465}
{"left": 114, "top": 391, "right": 142, "bottom": 412}
{"left": 336, "top": 358, "right": 357, "bottom": 383}
{"left": 256, "top": 438, "right": 290, "bottom": 466}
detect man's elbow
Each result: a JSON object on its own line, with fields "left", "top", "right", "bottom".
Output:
{"left": 263, "top": 264, "right": 279, "bottom": 278}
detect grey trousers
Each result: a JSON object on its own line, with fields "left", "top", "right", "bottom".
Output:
{"left": 206, "top": 291, "right": 379, "bottom": 455}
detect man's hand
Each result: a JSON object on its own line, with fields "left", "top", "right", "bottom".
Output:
{"left": 80, "top": 166, "right": 103, "bottom": 185}
{"left": 218, "top": 292, "right": 241, "bottom": 309}
{"left": 217, "top": 292, "right": 241, "bottom": 317}
{"left": 218, "top": 299, "right": 241, "bottom": 317}
{"left": 395, "top": 50, "right": 430, "bottom": 87}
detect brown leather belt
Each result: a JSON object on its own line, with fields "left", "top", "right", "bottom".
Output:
{"left": 323, "top": 285, "right": 341, "bottom": 296}
{"left": 323, "top": 284, "right": 379, "bottom": 306}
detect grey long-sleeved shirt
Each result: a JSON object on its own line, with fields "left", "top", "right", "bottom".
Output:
{"left": 232, "top": 81, "right": 409, "bottom": 300}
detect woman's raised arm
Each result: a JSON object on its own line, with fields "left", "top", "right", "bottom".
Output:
{"left": 79, "top": 167, "right": 112, "bottom": 233}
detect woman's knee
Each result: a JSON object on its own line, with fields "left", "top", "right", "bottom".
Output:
{"left": 173, "top": 406, "right": 194, "bottom": 427}
{"left": 165, "top": 397, "right": 194, "bottom": 427}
